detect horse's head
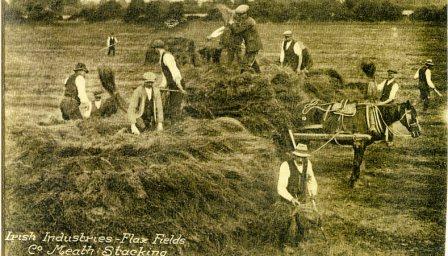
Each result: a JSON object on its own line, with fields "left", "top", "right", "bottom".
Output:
{"left": 399, "top": 100, "right": 421, "bottom": 138}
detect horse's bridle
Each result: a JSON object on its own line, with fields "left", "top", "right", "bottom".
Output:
{"left": 399, "top": 107, "right": 421, "bottom": 136}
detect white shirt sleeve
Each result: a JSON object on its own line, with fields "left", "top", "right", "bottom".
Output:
{"left": 162, "top": 54, "right": 183, "bottom": 87}
{"left": 306, "top": 161, "right": 318, "bottom": 198}
{"left": 377, "top": 80, "right": 386, "bottom": 92}
{"left": 293, "top": 42, "right": 303, "bottom": 56}
{"left": 75, "top": 76, "right": 90, "bottom": 103}
{"left": 389, "top": 83, "right": 399, "bottom": 100}
{"left": 277, "top": 161, "right": 293, "bottom": 202}
{"left": 425, "top": 69, "right": 435, "bottom": 88}
{"left": 107, "top": 37, "right": 110, "bottom": 47}
{"left": 280, "top": 41, "right": 285, "bottom": 64}
{"left": 413, "top": 69, "right": 419, "bottom": 79}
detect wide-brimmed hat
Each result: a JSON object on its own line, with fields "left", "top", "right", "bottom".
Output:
{"left": 387, "top": 69, "right": 398, "bottom": 74}
{"left": 425, "top": 59, "right": 434, "bottom": 66}
{"left": 151, "top": 39, "right": 165, "bottom": 48}
{"left": 292, "top": 143, "right": 310, "bottom": 157}
{"left": 283, "top": 30, "right": 292, "bottom": 36}
{"left": 74, "top": 63, "right": 89, "bottom": 73}
{"left": 235, "top": 4, "right": 249, "bottom": 14}
{"left": 143, "top": 72, "right": 157, "bottom": 82}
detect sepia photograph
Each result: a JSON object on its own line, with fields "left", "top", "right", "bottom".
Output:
{"left": 2, "top": 0, "right": 446, "bottom": 255}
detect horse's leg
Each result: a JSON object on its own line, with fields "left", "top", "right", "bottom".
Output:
{"left": 349, "top": 141, "right": 365, "bottom": 188}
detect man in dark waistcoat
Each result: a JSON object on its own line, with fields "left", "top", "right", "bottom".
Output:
{"left": 376, "top": 69, "right": 399, "bottom": 106}
{"left": 229, "top": 5, "right": 262, "bottom": 73}
{"left": 107, "top": 33, "right": 117, "bottom": 56}
{"left": 152, "top": 39, "right": 187, "bottom": 124}
{"left": 280, "top": 30, "right": 313, "bottom": 74}
{"left": 277, "top": 144, "right": 318, "bottom": 251}
{"left": 60, "top": 63, "right": 91, "bottom": 120}
{"left": 413, "top": 59, "right": 438, "bottom": 111}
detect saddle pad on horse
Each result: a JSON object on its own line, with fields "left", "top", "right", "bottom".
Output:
{"left": 331, "top": 100, "right": 357, "bottom": 116}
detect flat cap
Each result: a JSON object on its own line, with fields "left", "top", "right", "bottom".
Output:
{"left": 151, "top": 39, "right": 165, "bottom": 48}
{"left": 143, "top": 72, "right": 157, "bottom": 82}
{"left": 425, "top": 59, "right": 434, "bottom": 66}
{"left": 283, "top": 30, "right": 292, "bottom": 36}
{"left": 235, "top": 4, "right": 249, "bottom": 14}
{"left": 74, "top": 62, "right": 89, "bottom": 73}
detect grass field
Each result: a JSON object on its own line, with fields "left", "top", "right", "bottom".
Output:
{"left": 4, "top": 20, "right": 447, "bottom": 255}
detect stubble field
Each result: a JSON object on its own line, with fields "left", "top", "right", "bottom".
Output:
{"left": 4, "top": 20, "right": 447, "bottom": 255}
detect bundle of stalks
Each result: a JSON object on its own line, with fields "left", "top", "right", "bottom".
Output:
{"left": 361, "top": 61, "right": 376, "bottom": 78}
{"left": 98, "top": 66, "right": 127, "bottom": 113}
{"left": 98, "top": 66, "right": 116, "bottom": 95}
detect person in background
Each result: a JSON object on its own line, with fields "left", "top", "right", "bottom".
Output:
{"left": 127, "top": 72, "right": 164, "bottom": 135}
{"left": 413, "top": 59, "right": 439, "bottom": 111}
{"left": 60, "top": 63, "right": 91, "bottom": 120}
{"left": 280, "top": 30, "right": 313, "bottom": 74}
{"left": 107, "top": 33, "right": 117, "bottom": 56}
{"left": 151, "top": 39, "right": 187, "bottom": 123}
{"left": 229, "top": 4, "right": 262, "bottom": 73}
{"left": 376, "top": 69, "right": 399, "bottom": 106}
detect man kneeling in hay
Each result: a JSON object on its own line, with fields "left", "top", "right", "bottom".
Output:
{"left": 277, "top": 144, "right": 319, "bottom": 252}
{"left": 280, "top": 31, "right": 313, "bottom": 74}
{"left": 128, "top": 72, "right": 164, "bottom": 135}
{"left": 60, "top": 63, "right": 92, "bottom": 120}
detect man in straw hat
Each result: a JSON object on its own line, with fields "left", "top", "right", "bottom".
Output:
{"left": 60, "top": 62, "right": 92, "bottom": 120}
{"left": 376, "top": 69, "right": 399, "bottom": 106}
{"left": 229, "top": 4, "right": 262, "bottom": 73}
{"left": 280, "top": 30, "right": 313, "bottom": 74}
{"left": 413, "top": 59, "right": 440, "bottom": 111}
{"left": 128, "top": 72, "right": 164, "bottom": 135}
{"left": 277, "top": 143, "right": 318, "bottom": 251}
{"left": 151, "top": 39, "right": 187, "bottom": 123}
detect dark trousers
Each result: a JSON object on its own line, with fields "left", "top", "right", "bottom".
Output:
{"left": 165, "top": 91, "right": 184, "bottom": 123}
{"left": 419, "top": 86, "right": 430, "bottom": 111}
{"left": 60, "top": 97, "right": 82, "bottom": 120}
{"left": 108, "top": 46, "right": 115, "bottom": 56}
{"left": 241, "top": 51, "right": 260, "bottom": 73}
{"left": 227, "top": 48, "right": 241, "bottom": 65}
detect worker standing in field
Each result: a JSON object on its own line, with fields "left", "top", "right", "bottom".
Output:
{"left": 229, "top": 5, "right": 262, "bottom": 73}
{"left": 60, "top": 63, "right": 92, "bottom": 120}
{"left": 127, "top": 72, "right": 164, "bottom": 135}
{"left": 107, "top": 33, "right": 117, "bottom": 56}
{"left": 280, "top": 31, "right": 313, "bottom": 74}
{"left": 152, "top": 39, "right": 187, "bottom": 123}
{"left": 413, "top": 59, "right": 439, "bottom": 112}
{"left": 277, "top": 143, "right": 318, "bottom": 252}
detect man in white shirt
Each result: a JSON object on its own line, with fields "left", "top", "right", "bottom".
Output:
{"left": 60, "top": 63, "right": 92, "bottom": 120}
{"left": 107, "top": 33, "right": 117, "bottom": 56}
{"left": 414, "top": 59, "right": 437, "bottom": 111}
{"left": 277, "top": 143, "right": 318, "bottom": 247}
{"left": 152, "top": 39, "right": 186, "bottom": 123}
{"left": 280, "top": 30, "right": 312, "bottom": 74}
{"left": 376, "top": 69, "right": 399, "bottom": 106}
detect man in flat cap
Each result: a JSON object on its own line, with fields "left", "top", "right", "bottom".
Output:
{"left": 60, "top": 63, "right": 92, "bottom": 120}
{"left": 229, "top": 4, "right": 262, "bottom": 73}
{"left": 152, "top": 39, "right": 187, "bottom": 124}
{"left": 128, "top": 72, "right": 164, "bottom": 135}
{"left": 280, "top": 30, "right": 313, "bottom": 74}
{"left": 376, "top": 69, "right": 399, "bottom": 106}
{"left": 277, "top": 143, "right": 318, "bottom": 250}
{"left": 413, "top": 59, "right": 439, "bottom": 111}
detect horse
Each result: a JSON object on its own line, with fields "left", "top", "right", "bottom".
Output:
{"left": 296, "top": 100, "right": 421, "bottom": 187}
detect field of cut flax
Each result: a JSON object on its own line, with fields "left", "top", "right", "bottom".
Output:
{"left": 3, "top": 21, "right": 447, "bottom": 255}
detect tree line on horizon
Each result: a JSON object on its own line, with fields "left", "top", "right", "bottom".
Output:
{"left": 3, "top": 0, "right": 447, "bottom": 23}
